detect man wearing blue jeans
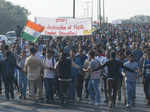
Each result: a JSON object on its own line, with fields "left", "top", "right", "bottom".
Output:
{"left": 86, "top": 50, "right": 101, "bottom": 106}
{"left": 88, "top": 79, "right": 100, "bottom": 105}
{"left": 126, "top": 81, "right": 136, "bottom": 107}
{"left": 44, "top": 78, "right": 56, "bottom": 102}
{"left": 19, "top": 71, "right": 27, "bottom": 99}
{"left": 124, "top": 54, "right": 138, "bottom": 108}
{"left": 18, "top": 51, "right": 27, "bottom": 99}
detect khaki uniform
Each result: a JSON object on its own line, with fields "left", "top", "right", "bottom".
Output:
{"left": 25, "top": 55, "right": 45, "bottom": 99}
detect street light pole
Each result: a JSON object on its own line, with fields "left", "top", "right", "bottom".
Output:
{"left": 103, "top": 0, "right": 105, "bottom": 23}
{"left": 91, "top": 0, "right": 93, "bottom": 21}
{"left": 73, "top": 0, "right": 75, "bottom": 18}
{"left": 97, "top": 0, "right": 102, "bottom": 25}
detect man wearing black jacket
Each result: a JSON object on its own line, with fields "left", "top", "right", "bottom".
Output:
{"left": 2, "top": 46, "right": 21, "bottom": 100}
{"left": 57, "top": 52, "right": 72, "bottom": 104}
{"left": 100, "top": 52, "right": 135, "bottom": 108}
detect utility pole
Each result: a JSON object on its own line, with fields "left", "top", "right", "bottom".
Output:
{"left": 103, "top": 0, "right": 105, "bottom": 23}
{"left": 91, "top": 0, "right": 93, "bottom": 21}
{"left": 97, "top": 0, "right": 102, "bottom": 25}
{"left": 73, "top": 0, "right": 75, "bottom": 18}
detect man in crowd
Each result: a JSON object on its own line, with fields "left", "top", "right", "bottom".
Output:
{"left": 24, "top": 47, "right": 45, "bottom": 101}
{"left": 124, "top": 54, "right": 138, "bottom": 108}
{"left": 75, "top": 48, "right": 87, "bottom": 102}
{"left": 101, "top": 52, "right": 135, "bottom": 108}
{"left": 43, "top": 49, "right": 56, "bottom": 103}
{"left": 142, "top": 49, "right": 150, "bottom": 105}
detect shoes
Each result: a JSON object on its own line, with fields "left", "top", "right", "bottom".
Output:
{"left": 19, "top": 95, "right": 26, "bottom": 100}
{"left": 118, "top": 98, "right": 121, "bottom": 101}
{"left": 108, "top": 102, "right": 112, "bottom": 108}
{"left": 39, "top": 98, "right": 44, "bottom": 101}
{"left": 19, "top": 95, "right": 23, "bottom": 99}
{"left": 132, "top": 102, "right": 135, "bottom": 107}
{"left": 0, "top": 91, "right": 2, "bottom": 95}
{"left": 112, "top": 103, "right": 116, "bottom": 108}
{"left": 76, "top": 97, "right": 81, "bottom": 102}
{"left": 126, "top": 104, "right": 131, "bottom": 108}
{"left": 23, "top": 96, "right": 26, "bottom": 100}
{"left": 88, "top": 101, "right": 94, "bottom": 105}
{"left": 101, "top": 88, "right": 104, "bottom": 93}
{"left": 60, "top": 98, "right": 64, "bottom": 105}
{"left": 11, "top": 93, "right": 14, "bottom": 99}
{"left": 95, "top": 102, "right": 100, "bottom": 106}
{"left": 11, "top": 96, "right": 14, "bottom": 100}
{"left": 108, "top": 104, "right": 112, "bottom": 108}
{"left": 85, "top": 95, "right": 88, "bottom": 99}
{"left": 123, "top": 100, "right": 127, "bottom": 105}
{"left": 28, "top": 96, "right": 36, "bottom": 100}
{"left": 146, "top": 100, "right": 150, "bottom": 106}
{"left": 6, "top": 97, "right": 9, "bottom": 101}
{"left": 71, "top": 100, "right": 76, "bottom": 104}
{"left": 46, "top": 100, "right": 50, "bottom": 104}
{"left": 147, "top": 100, "right": 150, "bottom": 104}
{"left": 104, "top": 100, "right": 108, "bottom": 103}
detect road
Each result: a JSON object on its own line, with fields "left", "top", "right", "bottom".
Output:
{"left": 0, "top": 82, "right": 149, "bottom": 112}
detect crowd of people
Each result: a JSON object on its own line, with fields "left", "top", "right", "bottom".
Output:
{"left": 0, "top": 23, "right": 150, "bottom": 109}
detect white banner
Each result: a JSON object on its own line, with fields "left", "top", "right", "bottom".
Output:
{"left": 36, "top": 17, "right": 92, "bottom": 36}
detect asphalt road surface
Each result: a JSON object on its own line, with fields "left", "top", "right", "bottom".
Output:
{"left": 0, "top": 82, "right": 149, "bottom": 112}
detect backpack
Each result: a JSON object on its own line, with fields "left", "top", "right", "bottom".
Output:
{"left": 90, "top": 59, "right": 101, "bottom": 72}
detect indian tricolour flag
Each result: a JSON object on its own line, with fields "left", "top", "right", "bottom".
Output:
{"left": 21, "top": 20, "right": 44, "bottom": 42}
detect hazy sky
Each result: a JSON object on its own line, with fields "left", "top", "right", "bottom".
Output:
{"left": 6, "top": 0, "right": 150, "bottom": 22}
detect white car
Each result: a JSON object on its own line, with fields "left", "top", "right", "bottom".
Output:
{"left": 0, "top": 35, "right": 8, "bottom": 45}
{"left": 5, "top": 31, "right": 17, "bottom": 44}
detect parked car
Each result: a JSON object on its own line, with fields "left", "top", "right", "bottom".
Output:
{"left": 5, "top": 31, "right": 17, "bottom": 44}
{"left": 0, "top": 35, "right": 8, "bottom": 45}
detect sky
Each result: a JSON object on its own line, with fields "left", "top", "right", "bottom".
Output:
{"left": 6, "top": 0, "right": 150, "bottom": 22}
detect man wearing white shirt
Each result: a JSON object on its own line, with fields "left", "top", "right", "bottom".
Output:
{"left": 95, "top": 50, "right": 108, "bottom": 65}
{"left": 43, "top": 49, "right": 56, "bottom": 103}
{"left": 95, "top": 50, "right": 109, "bottom": 103}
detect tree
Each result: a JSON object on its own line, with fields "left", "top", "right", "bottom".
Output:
{"left": 0, "top": 0, "right": 29, "bottom": 33}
